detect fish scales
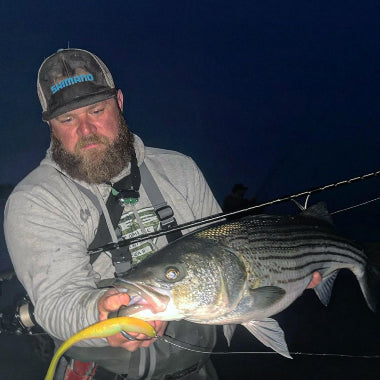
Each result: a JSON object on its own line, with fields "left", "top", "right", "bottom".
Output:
{"left": 114, "top": 203, "right": 379, "bottom": 358}
{"left": 208, "top": 220, "right": 365, "bottom": 262}
{"left": 217, "top": 220, "right": 366, "bottom": 291}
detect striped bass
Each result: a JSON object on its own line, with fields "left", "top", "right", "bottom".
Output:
{"left": 113, "top": 203, "right": 379, "bottom": 358}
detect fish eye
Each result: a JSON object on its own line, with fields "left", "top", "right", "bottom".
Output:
{"left": 165, "top": 267, "right": 180, "bottom": 281}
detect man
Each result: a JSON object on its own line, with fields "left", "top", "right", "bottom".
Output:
{"left": 4, "top": 49, "right": 221, "bottom": 379}
{"left": 222, "top": 183, "right": 261, "bottom": 219}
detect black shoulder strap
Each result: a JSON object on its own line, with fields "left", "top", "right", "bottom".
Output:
{"left": 88, "top": 153, "right": 140, "bottom": 272}
{"left": 139, "top": 162, "right": 183, "bottom": 242}
{"left": 88, "top": 189, "right": 131, "bottom": 273}
{"left": 88, "top": 153, "right": 140, "bottom": 251}
{"left": 83, "top": 157, "right": 183, "bottom": 274}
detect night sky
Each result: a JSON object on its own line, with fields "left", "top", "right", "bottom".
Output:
{"left": 1, "top": 1, "right": 379, "bottom": 203}
{"left": 0, "top": 1, "right": 379, "bottom": 379}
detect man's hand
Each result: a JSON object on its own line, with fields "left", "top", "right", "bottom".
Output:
{"left": 98, "top": 288, "right": 168, "bottom": 351}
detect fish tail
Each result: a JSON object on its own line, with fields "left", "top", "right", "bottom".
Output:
{"left": 358, "top": 263, "right": 380, "bottom": 314}
{"left": 44, "top": 317, "right": 156, "bottom": 380}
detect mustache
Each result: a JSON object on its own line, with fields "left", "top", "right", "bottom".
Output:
{"left": 51, "top": 110, "right": 134, "bottom": 184}
{"left": 75, "top": 135, "right": 110, "bottom": 150}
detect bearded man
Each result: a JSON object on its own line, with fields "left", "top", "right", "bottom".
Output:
{"left": 4, "top": 48, "right": 221, "bottom": 380}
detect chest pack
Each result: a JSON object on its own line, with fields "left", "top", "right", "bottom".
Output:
{"left": 74, "top": 154, "right": 183, "bottom": 276}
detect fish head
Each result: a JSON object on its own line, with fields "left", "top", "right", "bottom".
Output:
{"left": 114, "top": 238, "right": 246, "bottom": 323}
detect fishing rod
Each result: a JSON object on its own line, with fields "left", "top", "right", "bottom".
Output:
{"left": 0, "top": 169, "right": 379, "bottom": 281}
{"left": 88, "top": 169, "right": 380, "bottom": 256}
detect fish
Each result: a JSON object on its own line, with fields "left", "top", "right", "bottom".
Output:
{"left": 112, "top": 203, "right": 379, "bottom": 358}
{"left": 44, "top": 317, "right": 156, "bottom": 380}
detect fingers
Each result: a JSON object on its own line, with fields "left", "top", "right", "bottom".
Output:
{"left": 112, "top": 321, "right": 169, "bottom": 352}
{"left": 98, "top": 288, "right": 131, "bottom": 321}
{"left": 119, "top": 335, "right": 153, "bottom": 351}
{"left": 97, "top": 289, "right": 168, "bottom": 352}
{"left": 153, "top": 320, "right": 168, "bottom": 336}
{"left": 307, "top": 271, "right": 322, "bottom": 289}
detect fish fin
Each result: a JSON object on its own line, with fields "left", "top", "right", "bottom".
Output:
{"left": 242, "top": 318, "right": 292, "bottom": 359}
{"left": 223, "top": 324, "right": 237, "bottom": 346}
{"left": 300, "top": 202, "right": 333, "bottom": 225}
{"left": 250, "top": 286, "right": 286, "bottom": 309}
{"left": 314, "top": 270, "right": 339, "bottom": 306}
{"left": 359, "top": 264, "right": 380, "bottom": 313}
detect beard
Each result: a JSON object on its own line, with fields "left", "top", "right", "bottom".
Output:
{"left": 51, "top": 110, "right": 135, "bottom": 184}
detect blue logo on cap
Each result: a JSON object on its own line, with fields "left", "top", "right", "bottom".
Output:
{"left": 51, "top": 74, "right": 94, "bottom": 94}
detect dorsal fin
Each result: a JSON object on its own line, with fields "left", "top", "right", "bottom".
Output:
{"left": 300, "top": 202, "right": 333, "bottom": 225}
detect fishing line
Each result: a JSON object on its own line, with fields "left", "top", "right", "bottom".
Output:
{"left": 212, "top": 352, "right": 380, "bottom": 359}
{"left": 290, "top": 352, "right": 380, "bottom": 359}
{"left": 20, "top": 332, "right": 379, "bottom": 359}
{"left": 158, "top": 335, "right": 214, "bottom": 354}
{"left": 331, "top": 196, "right": 380, "bottom": 215}
{"left": 159, "top": 335, "right": 380, "bottom": 358}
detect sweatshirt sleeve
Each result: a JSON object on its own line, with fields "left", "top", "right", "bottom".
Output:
{"left": 185, "top": 158, "right": 222, "bottom": 219}
{"left": 4, "top": 184, "right": 108, "bottom": 347}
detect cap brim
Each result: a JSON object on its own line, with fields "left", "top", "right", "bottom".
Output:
{"left": 42, "top": 88, "right": 117, "bottom": 121}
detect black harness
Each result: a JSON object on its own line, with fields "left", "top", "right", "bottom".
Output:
{"left": 76, "top": 152, "right": 183, "bottom": 276}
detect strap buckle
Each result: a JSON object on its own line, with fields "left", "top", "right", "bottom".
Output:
{"left": 111, "top": 246, "right": 132, "bottom": 277}
{"left": 155, "top": 205, "right": 176, "bottom": 229}
{"left": 116, "top": 189, "right": 140, "bottom": 205}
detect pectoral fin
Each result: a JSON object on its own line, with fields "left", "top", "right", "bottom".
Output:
{"left": 242, "top": 318, "right": 292, "bottom": 359}
{"left": 250, "top": 286, "right": 286, "bottom": 310}
{"left": 314, "top": 270, "right": 339, "bottom": 306}
{"left": 223, "top": 324, "right": 237, "bottom": 346}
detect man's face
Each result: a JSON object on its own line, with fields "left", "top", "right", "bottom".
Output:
{"left": 50, "top": 90, "right": 123, "bottom": 154}
{"left": 49, "top": 90, "right": 134, "bottom": 184}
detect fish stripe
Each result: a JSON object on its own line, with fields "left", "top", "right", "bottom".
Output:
{"left": 230, "top": 233, "right": 362, "bottom": 248}
{"left": 232, "top": 228, "right": 359, "bottom": 242}
{"left": 254, "top": 243, "right": 364, "bottom": 255}
{"left": 277, "top": 258, "right": 359, "bottom": 272}
{"left": 254, "top": 250, "right": 366, "bottom": 266}
{"left": 276, "top": 269, "right": 329, "bottom": 284}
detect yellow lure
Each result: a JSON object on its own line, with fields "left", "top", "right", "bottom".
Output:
{"left": 44, "top": 316, "right": 156, "bottom": 380}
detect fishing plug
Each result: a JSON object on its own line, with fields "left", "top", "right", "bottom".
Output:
{"left": 109, "top": 305, "right": 157, "bottom": 341}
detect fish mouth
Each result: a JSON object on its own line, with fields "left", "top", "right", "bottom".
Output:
{"left": 113, "top": 279, "right": 171, "bottom": 316}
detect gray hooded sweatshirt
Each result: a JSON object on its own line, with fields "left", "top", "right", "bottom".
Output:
{"left": 4, "top": 135, "right": 221, "bottom": 379}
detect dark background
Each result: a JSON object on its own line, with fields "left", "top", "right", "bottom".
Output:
{"left": 0, "top": 1, "right": 379, "bottom": 379}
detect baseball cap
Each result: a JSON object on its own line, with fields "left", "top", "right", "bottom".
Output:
{"left": 37, "top": 48, "right": 117, "bottom": 121}
{"left": 232, "top": 183, "right": 248, "bottom": 192}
